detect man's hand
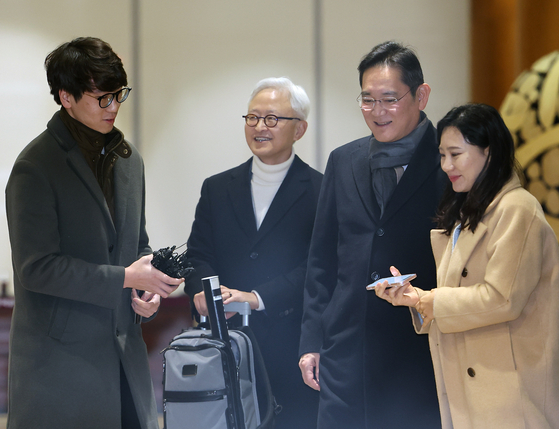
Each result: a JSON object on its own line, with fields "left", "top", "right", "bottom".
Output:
{"left": 124, "top": 254, "right": 183, "bottom": 298}
{"left": 131, "top": 289, "right": 160, "bottom": 318}
{"left": 193, "top": 286, "right": 259, "bottom": 319}
{"left": 221, "top": 287, "right": 259, "bottom": 310}
{"left": 193, "top": 290, "right": 209, "bottom": 317}
{"left": 299, "top": 353, "right": 320, "bottom": 391}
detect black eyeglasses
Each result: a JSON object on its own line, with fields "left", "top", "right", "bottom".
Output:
{"left": 243, "top": 114, "right": 301, "bottom": 128}
{"left": 85, "top": 87, "right": 132, "bottom": 108}
{"left": 357, "top": 88, "right": 411, "bottom": 111}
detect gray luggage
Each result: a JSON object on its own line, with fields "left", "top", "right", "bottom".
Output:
{"left": 162, "top": 276, "right": 275, "bottom": 429}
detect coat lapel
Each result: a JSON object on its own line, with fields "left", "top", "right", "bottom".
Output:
{"left": 51, "top": 112, "right": 116, "bottom": 234}
{"left": 66, "top": 145, "right": 116, "bottom": 234}
{"left": 256, "top": 156, "right": 308, "bottom": 240}
{"left": 432, "top": 223, "right": 488, "bottom": 288}
{"left": 381, "top": 125, "right": 440, "bottom": 222}
{"left": 112, "top": 152, "right": 132, "bottom": 236}
{"left": 351, "top": 137, "right": 380, "bottom": 221}
{"left": 228, "top": 159, "right": 258, "bottom": 240}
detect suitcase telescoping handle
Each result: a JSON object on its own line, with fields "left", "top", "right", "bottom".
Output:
{"left": 201, "top": 276, "right": 247, "bottom": 429}
{"left": 201, "top": 276, "right": 230, "bottom": 342}
{"left": 199, "top": 301, "right": 252, "bottom": 327}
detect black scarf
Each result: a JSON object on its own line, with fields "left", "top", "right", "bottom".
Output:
{"left": 369, "top": 111, "right": 431, "bottom": 217}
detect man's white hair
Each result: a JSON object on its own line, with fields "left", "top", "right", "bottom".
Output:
{"left": 248, "top": 77, "right": 310, "bottom": 120}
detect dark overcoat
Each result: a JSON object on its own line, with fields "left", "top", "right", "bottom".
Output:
{"left": 184, "top": 155, "right": 322, "bottom": 428}
{"left": 5, "top": 111, "right": 158, "bottom": 429}
{"left": 300, "top": 125, "right": 447, "bottom": 428}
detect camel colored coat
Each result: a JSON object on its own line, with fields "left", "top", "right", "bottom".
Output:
{"left": 413, "top": 176, "right": 559, "bottom": 429}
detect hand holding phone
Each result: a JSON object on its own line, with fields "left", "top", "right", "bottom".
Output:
{"left": 366, "top": 274, "right": 417, "bottom": 290}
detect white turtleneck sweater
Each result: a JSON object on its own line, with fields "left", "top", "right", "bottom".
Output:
{"left": 251, "top": 150, "right": 295, "bottom": 230}
{"left": 249, "top": 150, "right": 295, "bottom": 311}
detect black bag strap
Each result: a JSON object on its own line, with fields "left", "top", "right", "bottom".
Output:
{"left": 239, "top": 325, "right": 276, "bottom": 429}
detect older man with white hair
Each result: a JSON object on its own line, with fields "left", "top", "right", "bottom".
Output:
{"left": 184, "top": 77, "right": 322, "bottom": 428}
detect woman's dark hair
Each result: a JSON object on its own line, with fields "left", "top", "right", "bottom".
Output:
{"left": 358, "top": 41, "right": 424, "bottom": 97}
{"left": 45, "top": 37, "right": 127, "bottom": 105}
{"left": 435, "top": 103, "right": 517, "bottom": 234}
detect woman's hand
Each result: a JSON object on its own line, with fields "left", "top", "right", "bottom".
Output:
{"left": 374, "top": 266, "right": 420, "bottom": 307}
{"left": 415, "top": 289, "right": 436, "bottom": 324}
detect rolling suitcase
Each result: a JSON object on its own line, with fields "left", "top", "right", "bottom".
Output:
{"left": 162, "top": 276, "right": 275, "bottom": 429}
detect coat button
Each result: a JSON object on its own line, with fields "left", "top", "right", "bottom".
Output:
{"left": 467, "top": 367, "right": 475, "bottom": 377}
{"left": 249, "top": 252, "right": 259, "bottom": 260}
{"left": 279, "top": 308, "right": 293, "bottom": 318}
{"left": 109, "top": 245, "right": 114, "bottom": 253}
{"left": 462, "top": 268, "right": 468, "bottom": 277}
{"left": 370, "top": 272, "right": 380, "bottom": 281}
{"left": 376, "top": 228, "right": 385, "bottom": 237}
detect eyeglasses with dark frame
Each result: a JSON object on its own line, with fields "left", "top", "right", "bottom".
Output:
{"left": 84, "top": 87, "right": 132, "bottom": 109}
{"left": 243, "top": 114, "right": 301, "bottom": 128}
{"left": 357, "top": 88, "right": 412, "bottom": 111}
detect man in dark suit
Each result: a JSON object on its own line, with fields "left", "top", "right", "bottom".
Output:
{"left": 184, "top": 77, "right": 322, "bottom": 428}
{"left": 299, "top": 41, "right": 446, "bottom": 428}
{"left": 5, "top": 37, "right": 183, "bottom": 429}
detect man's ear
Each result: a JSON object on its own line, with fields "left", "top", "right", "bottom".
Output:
{"left": 416, "top": 83, "right": 431, "bottom": 110}
{"left": 294, "top": 120, "right": 308, "bottom": 141}
{"left": 59, "top": 89, "right": 73, "bottom": 108}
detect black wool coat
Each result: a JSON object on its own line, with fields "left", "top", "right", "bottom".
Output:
{"left": 184, "top": 155, "right": 322, "bottom": 428}
{"left": 300, "top": 124, "right": 447, "bottom": 429}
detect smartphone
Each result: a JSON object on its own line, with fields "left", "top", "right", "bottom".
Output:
{"left": 366, "top": 274, "right": 417, "bottom": 290}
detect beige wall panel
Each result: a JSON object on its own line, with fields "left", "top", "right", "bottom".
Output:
{"left": 139, "top": 1, "right": 315, "bottom": 250}
{"left": 0, "top": 0, "right": 470, "bottom": 292}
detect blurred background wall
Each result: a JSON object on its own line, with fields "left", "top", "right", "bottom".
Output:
{"left": 0, "top": 0, "right": 471, "bottom": 414}
{"left": 0, "top": 0, "right": 470, "bottom": 294}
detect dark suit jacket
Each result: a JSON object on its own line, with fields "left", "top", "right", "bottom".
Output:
{"left": 5, "top": 111, "right": 158, "bottom": 429}
{"left": 300, "top": 124, "right": 447, "bottom": 429}
{"left": 184, "top": 155, "right": 322, "bottom": 427}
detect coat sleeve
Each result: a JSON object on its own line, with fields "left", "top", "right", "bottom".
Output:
{"left": 136, "top": 157, "right": 152, "bottom": 259}
{"left": 184, "top": 178, "right": 219, "bottom": 298}
{"left": 251, "top": 259, "right": 307, "bottom": 320}
{"left": 6, "top": 158, "right": 124, "bottom": 309}
{"left": 434, "top": 191, "right": 548, "bottom": 333}
{"left": 409, "top": 287, "right": 432, "bottom": 334}
{"left": 299, "top": 153, "right": 339, "bottom": 355}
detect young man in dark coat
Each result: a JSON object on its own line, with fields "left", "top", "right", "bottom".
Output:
{"left": 299, "top": 41, "right": 446, "bottom": 428}
{"left": 185, "top": 77, "right": 322, "bottom": 428}
{"left": 5, "top": 37, "right": 183, "bottom": 429}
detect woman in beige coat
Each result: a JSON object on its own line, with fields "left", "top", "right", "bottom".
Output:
{"left": 374, "top": 103, "right": 559, "bottom": 428}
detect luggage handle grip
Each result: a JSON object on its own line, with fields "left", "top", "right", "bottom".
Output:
{"left": 200, "top": 302, "right": 251, "bottom": 327}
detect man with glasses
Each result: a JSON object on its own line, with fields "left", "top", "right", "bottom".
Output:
{"left": 298, "top": 41, "right": 446, "bottom": 428}
{"left": 5, "top": 37, "right": 183, "bottom": 429}
{"left": 185, "top": 77, "right": 322, "bottom": 428}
